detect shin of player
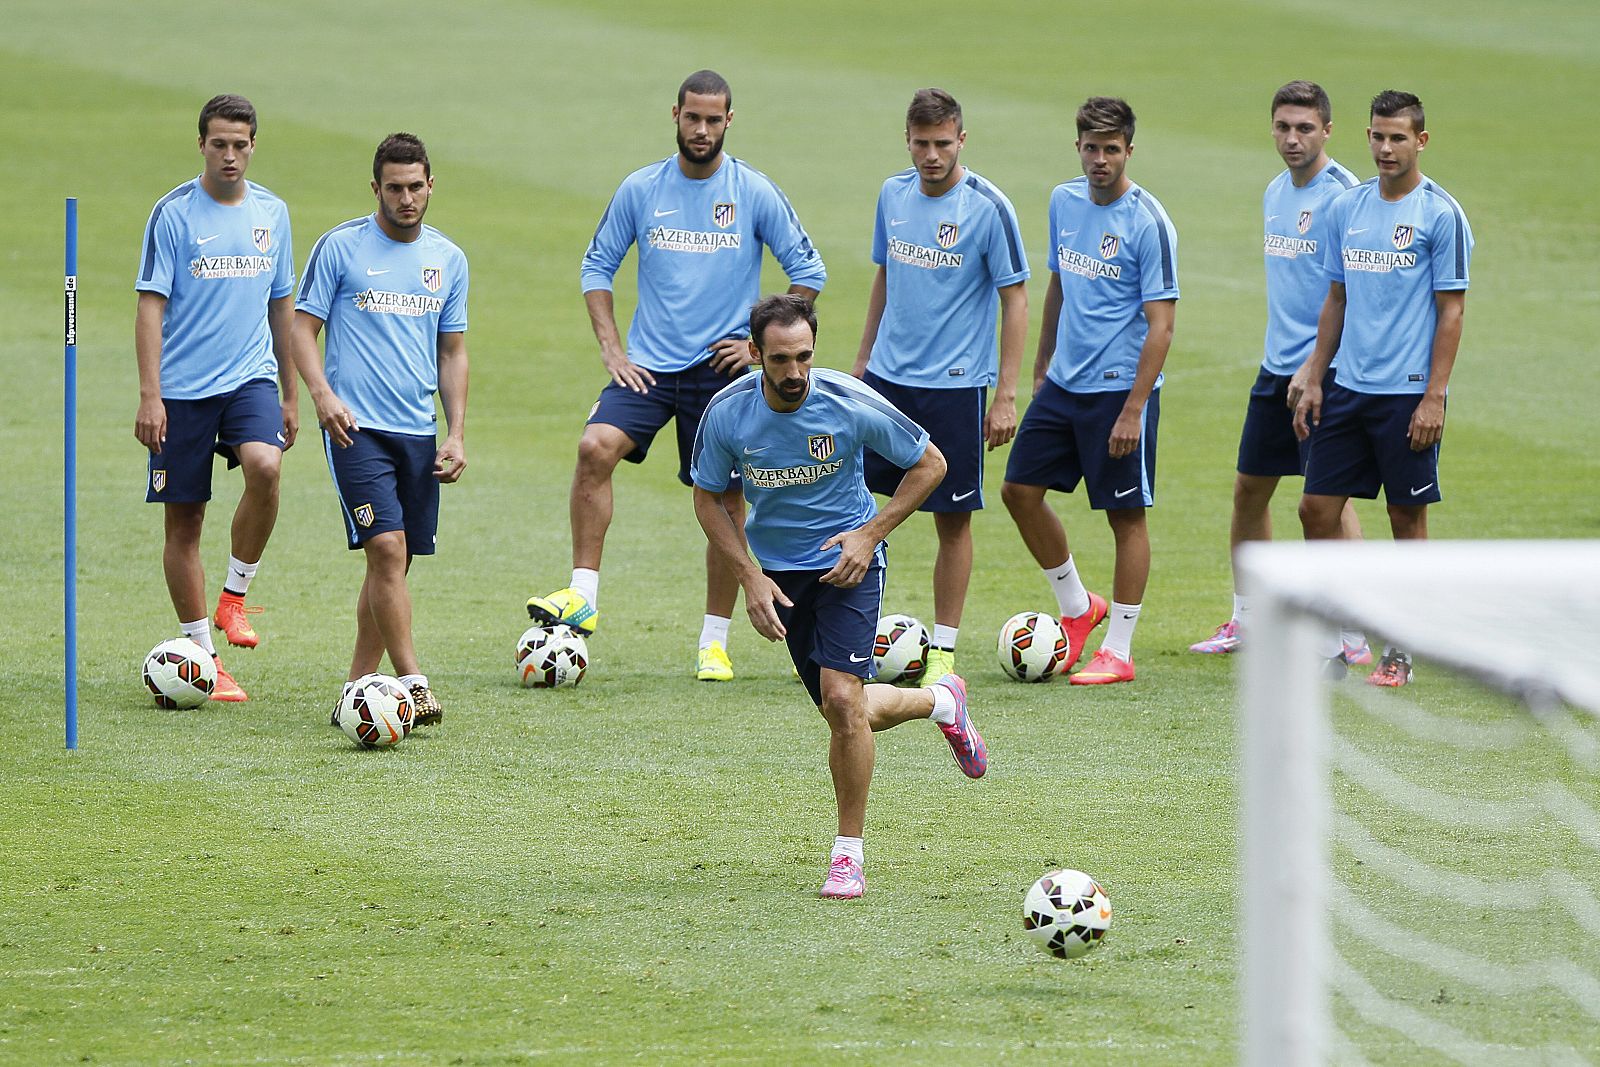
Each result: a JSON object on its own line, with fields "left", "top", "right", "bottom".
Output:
{"left": 851, "top": 88, "right": 1029, "bottom": 680}
{"left": 1290, "top": 90, "right": 1473, "bottom": 688}
{"left": 1000, "top": 97, "right": 1178, "bottom": 685}
{"left": 530, "top": 69, "right": 827, "bottom": 682}
{"left": 691, "top": 295, "right": 985, "bottom": 900}
{"left": 134, "top": 94, "right": 298, "bottom": 702}
{"left": 291, "top": 133, "right": 470, "bottom": 724}
{"left": 1190, "top": 81, "right": 1368, "bottom": 661}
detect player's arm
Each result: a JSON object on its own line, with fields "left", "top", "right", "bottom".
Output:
{"left": 1108, "top": 300, "right": 1175, "bottom": 459}
{"left": 287, "top": 309, "right": 358, "bottom": 448}
{"left": 583, "top": 288, "right": 656, "bottom": 393}
{"left": 434, "top": 331, "right": 468, "bottom": 482}
{"left": 1030, "top": 276, "right": 1062, "bottom": 396}
{"left": 1290, "top": 282, "right": 1346, "bottom": 441}
{"left": 1408, "top": 290, "right": 1464, "bottom": 451}
{"left": 850, "top": 266, "right": 888, "bottom": 379}
{"left": 134, "top": 292, "right": 167, "bottom": 453}
{"left": 986, "top": 281, "right": 1028, "bottom": 449}
{"left": 267, "top": 295, "right": 299, "bottom": 449}
{"left": 694, "top": 486, "right": 791, "bottom": 640}
{"left": 820, "top": 441, "right": 946, "bottom": 588}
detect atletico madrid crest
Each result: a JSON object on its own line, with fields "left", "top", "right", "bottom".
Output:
{"left": 936, "top": 221, "right": 959, "bottom": 248}
{"left": 422, "top": 267, "right": 442, "bottom": 292}
{"left": 713, "top": 202, "right": 736, "bottom": 229}
{"left": 807, "top": 434, "right": 836, "bottom": 462}
{"left": 151, "top": 470, "right": 167, "bottom": 493}
{"left": 252, "top": 227, "right": 271, "bottom": 252}
{"left": 1100, "top": 233, "right": 1121, "bottom": 260}
{"left": 354, "top": 503, "right": 375, "bottom": 528}
{"left": 1297, "top": 211, "right": 1313, "bottom": 235}
{"left": 1392, "top": 225, "right": 1415, "bottom": 250}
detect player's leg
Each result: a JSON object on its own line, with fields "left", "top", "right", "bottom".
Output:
{"left": 696, "top": 486, "right": 744, "bottom": 680}
{"left": 818, "top": 668, "right": 875, "bottom": 840}
{"left": 213, "top": 380, "right": 287, "bottom": 647}
{"left": 162, "top": 502, "right": 209, "bottom": 628}
{"left": 1367, "top": 397, "right": 1441, "bottom": 687}
{"left": 929, "top": 511, "right": 973, "bottom": 676}
{"left": 569, "top": 422, "right": 633, "bottom": 573}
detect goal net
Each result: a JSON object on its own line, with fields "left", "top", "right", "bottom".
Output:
{"left": 1237, "top": 539, "right": 1600, "bottom": 1066}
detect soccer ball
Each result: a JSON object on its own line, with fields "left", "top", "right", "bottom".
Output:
{"left": 142, "top": 638, "right": 217, "bottom": 708}
{"left": 517, "top": 625, "right": 589, "bottom": 688}
{"left": 872, "top": 612, "right": 930, "bottom": 684}
{"left": 1022, "top": 869, "right": 1112, "bottom": 959}
{"left": 335, "top": 673, "right": 415, "bottom": 748}
{"left": 997, "top": 611, "right": 1069, "bottom": 682}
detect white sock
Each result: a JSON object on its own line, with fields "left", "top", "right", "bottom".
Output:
{"left": 180, "top": 618, "right": 216, "bottom": 656}
{"left": 399, "top": 673, "right": 428, "bottom": 690}
{"left": 927, "top": 681, "right": 957, "bottom": 724}
{"left": 931, "top": 624, "right": 958, "bottom": 651}
{"left": 1232, "top": 593, "right": 1248, "bottom": 625}
{"left": 223, "top": 555, "right": 259, "bottom": 597}
{"left": 699, "top": 614, "right": 731, "bottom": 650}
{"left": 1046, "top": 557, "right": 1091, "bottom": 618}
{"left": 1340, "top": 628, "right": 1367, "bottom": 651}
{"left": 569, "top": 568, "right": 599, "bottom": 606}
{"left": 831, "top": 835, "right": 864, "bottom": 865}
{"left": 1101, "top": 601, "right": 1142, "bottom": 661}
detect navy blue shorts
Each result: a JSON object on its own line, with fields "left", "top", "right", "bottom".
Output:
{"left": 589, "top": 360, "right": 748, "bottom": 487}
{"left": 1236, "top": 365, "right": 1338, "bottom": 478}
{"left": 1303, "top": 382, "right": 1442, "bottom": 505}
{"left": 146, "top": 378, "right": 283, "bottom": 503}
{"left": 325, "top": 428, "right": 441, "bottom": 554}
{"left": 768, "top": 555, "right": 886, "bottom": 706}
{"left": 861, "top": 371, "right": 986, "bottom": 512}
{"left": 1004, "top": 381, "right": 1158, "bottom": 510}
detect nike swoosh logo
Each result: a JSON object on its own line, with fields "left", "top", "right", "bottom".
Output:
{"left": 1410, "top": 483, "right": 1434, "bottom": 496}
{"left": 1347, "top": 227, "right": 1368, "bottom": 235}
{"left": 195, "top": 234, "right": 221, "bottom": 245}
{"left": 1266, "top": 214, "right": 1280, "bottom": 222}
{"left": 276, "top": 431, "right": 287, "bottom": 443}
{"left": 951, "top": 490, "right": 977, "bottom": 502}
{"left": 653, "top": 208, "right": 679, "bottom": 217}
{"left": 889, "top": 218, "right": 908, "bottom": 226}
{"left": 1114, "top": 487, "right": 1139, "bottom": 499}
{"left": 1059, "top": 229, "right": 1077, "bottom": 238}
{"left": 849, "top": 653, "right": 868, "bottom": 663}
{"left": 366, "top": 268, "right": 389, "bottom": 276}
{"left": 743, "top": 446, "right": 768, "bottom": 455}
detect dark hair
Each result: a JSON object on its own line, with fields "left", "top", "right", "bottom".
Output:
{"left": 1272, "top": 80, "right": 1331, "bottom": 126}
{"left": 749, "top": 294, "right": 818, "bottom": 351}
{"left": 199, "top": 94, "right": 257, "bottom": 138}
{"left": 678, "top": 69, "right": 732, "bottom": 109}
{"left": 1076, "top": 96, "right": 1135, "bottom": 143}
{"left": 1371, "top": 89, "right": 1425, "bottom": 133}
{"left": 906, "top": 88, "right": 962, "bottom": 130}
{"left": 373, "top": 133, "right": 430, "bottom": 182}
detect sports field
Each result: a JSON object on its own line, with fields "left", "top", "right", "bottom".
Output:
{"left": 4, "top": 1, "right": 1599, "bottom": 1063}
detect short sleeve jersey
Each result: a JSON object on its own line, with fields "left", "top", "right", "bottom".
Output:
{"left": 1045, "top": 178, "right": 1180, "bottom": 393}
{"left": 580, "top": 156, "right": 827, "bottom": 373}
{"left": 1261, "top": 159, "right": 1360, "bottom": 375}
{"left": 1320, "top": 177, "right": 1472, "bottom": 394}
{"left": 690, "top": 368, "right": 929, "bottom": 571}
{"left": 867, "top": 167, "right": 1030, "bottom": 389}
{"left": 296, "top": 215, "right": 469, "bottom": 435}
{"left": 135, "top": 179, "right": 295, "bottom": 400}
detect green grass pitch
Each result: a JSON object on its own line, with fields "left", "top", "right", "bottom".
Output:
{"left": 3, "top": 1, "right": 1599, "bottom": 1062}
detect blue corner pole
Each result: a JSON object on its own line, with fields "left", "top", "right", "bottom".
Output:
{"left": 65, "top": 198, "right": 78, "bottom": 750}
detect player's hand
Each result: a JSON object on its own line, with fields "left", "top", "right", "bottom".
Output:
{"left": 434, "top": 436, "right": 466, "bottom": 483}
{"left": 313, "top": 389, "right": 358, "bottom": 448}
{"left": 1408, "top": 394, "right": 1446, "bottom": 451}
{"left": 1292, "top": 382, "right": 1323, "bottom": 442}
{"left": 1285, "top": 366, "right": 1313, "bottom": 412}
{"left": 1107, "top": 407, "right": 1143, "bottom": 459}
{"left": 984, "top": 395, "right": 1018, "bottom": 451}
{"left": 818, "top": 528, "right": 876, "bottom": 588}
{"left": 602, "top": 347, "right": 657, "bottom": 394}
{"left": 135, "top": 397, "right": 166, "bottom": 454}
{"left": 280, "top": 403, "right": 299, "bottom": 451}
{"left": 707, "top": 337, "right": 755, "bottom": 376}
{"left": 743, "top": 574, "right": 791, "bottom": 641}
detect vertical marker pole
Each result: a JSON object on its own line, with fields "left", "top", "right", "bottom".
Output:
{"left": 65, "top": 198, "right": 78, "bottom": 751}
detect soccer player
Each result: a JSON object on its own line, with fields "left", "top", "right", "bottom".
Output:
{"left": 134, "top": 94, "right": 297, "bottom": 702}
{"left": 528, "top": 69, "right": 828, "bottom": 682}
{"left": 1189, "top": 81, "right": 1369, "bottom": 661}
{"left": 851, "top": 88, "right": 1029, "bottom": 680}
{"left": 1291, "top": 91, "right": 1473, "bottom": 687}
{"left": 691, "top": 295, "right": 986, "bottom": 900}
{"left": 1000, "top": 97, "right": 1179, "bottom": 685}
{"left": 290, "top": 133, "right": 469, "bottom": 724}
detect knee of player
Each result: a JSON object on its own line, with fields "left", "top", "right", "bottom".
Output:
{"left": 818, "top": 680, "right": 869, "bottom": 732}
{"left": 361, "top": 531, "right": 410, "bottom": 570}
{"left": 999, "top": 480, "right": 1037, "bottom": 514}
{"left": 239, "top": 449, "right": 282, "bottom": 488}
{"left": 574, "top": 427, "right": 627, "bottom": 477}
{"left": 1385, "top": 503, "right": 1427, "bottom": 537}
{"left": 1297, "top": 494, "right": 1339, "bottom": 535}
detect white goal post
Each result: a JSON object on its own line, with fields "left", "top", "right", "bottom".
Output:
{"left": 1236, "top": 539, "right": 1600, "bottom": 1066}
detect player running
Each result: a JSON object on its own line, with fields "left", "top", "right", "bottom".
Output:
{"left": 691, "top": 295, "right": 985, "bottom": 900}
{"left": 1291, "top": 91, "right": 1473, "bottom": 687}
{"left": 134, "top": 94, "right": 297, "bottom": 702}
{"left": 851, "top": 88, "right": 1029, "bottom": 680}
{"left": 528, "top": 70, "right": 827, "bottom": 683}
{"left": 1189, "top": 81, "right": 1370, "bottom": 662}
{"left": 290, "top": 133, "right": 470, "bottom": 724}
{"left": 1000, "top": 97, "right": 1179, "bottom": 685}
